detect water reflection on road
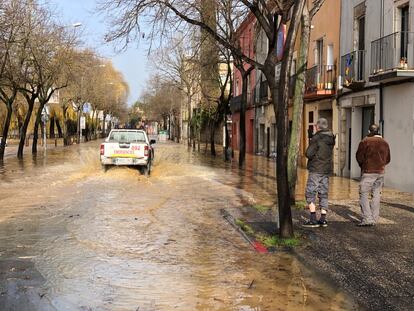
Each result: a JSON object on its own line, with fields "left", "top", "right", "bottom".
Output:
{"left": 0, "top": 141, "right": 357, "bottom": 310}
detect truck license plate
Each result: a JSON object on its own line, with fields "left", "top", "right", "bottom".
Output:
{"left": 115, "top": 158, "right": 132, "bottom": 165}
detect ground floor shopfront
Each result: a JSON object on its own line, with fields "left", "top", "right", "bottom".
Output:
{"left": 300, "top": 98, "right": 340, "bottom": 174}
{"left": 338, "top": 83, "right": 414, "bottom": 193}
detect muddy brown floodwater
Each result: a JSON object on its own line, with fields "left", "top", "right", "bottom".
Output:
{"left": 0, "top": 141, "right": 359, "bottom": 310}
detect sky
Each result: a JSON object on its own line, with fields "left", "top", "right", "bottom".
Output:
{"left": 51, "top": 0, "right": 152, "bottom": 105}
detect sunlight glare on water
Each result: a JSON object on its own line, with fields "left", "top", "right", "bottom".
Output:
{"left": 0, "top": 141, "right": 357, "bottom": 310}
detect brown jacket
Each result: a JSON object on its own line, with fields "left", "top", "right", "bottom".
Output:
{"left": 356, "top": 135, "right": 391, "bottom": 174}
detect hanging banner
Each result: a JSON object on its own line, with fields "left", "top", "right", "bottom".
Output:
{"left": 276, "top": 24, "right": 286, "bottom": 60}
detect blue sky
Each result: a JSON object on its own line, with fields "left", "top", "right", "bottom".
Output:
{"left": 51, "top": 0, "right": 151, "bottom": 105}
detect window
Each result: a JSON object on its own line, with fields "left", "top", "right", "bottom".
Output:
{"left": 315, "top": 39, "right": 323, "bottom": 69}
{"left": 309, "top": 111, "right": 314, "bottom": 123}
{"left": 109, "top": 131, "right": 146, "bottom": 143}
{"left": 400, "top": 5, "right": 409, "bottom": 60}
{"left": 354, "top": 2, "right": 366, "bottom": 50}
{"left": 358, "top": 15, "right": 365, "bottom": 51}
{"left": 362, "top": 106, "right": 375, "bottom": 139}
{"left": 327, "top": 44, "right": 334, "bottom": 68}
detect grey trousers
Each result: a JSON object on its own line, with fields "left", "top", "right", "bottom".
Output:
{"left": 305, "top": 173, "right": 329, "bottom": 210}
{"left": 359, "top": 173, "right": 384, "bottom": 224}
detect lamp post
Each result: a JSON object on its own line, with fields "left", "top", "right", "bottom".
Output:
{"left": 41, "top": 105, "right": 50, "bottom": 150}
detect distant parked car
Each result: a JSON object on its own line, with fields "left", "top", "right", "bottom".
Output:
{"left": 100, "top": 129, "right": 156, "bottom": 176}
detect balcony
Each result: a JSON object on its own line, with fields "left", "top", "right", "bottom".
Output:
{"left": 341, "top": 50, "right": 366, "bottom": 90}
{"left": 370, "top": 31, "right": 414, "bottom": 83}
{"left": 304, "top": 65, "right": 336, "bottom": 99}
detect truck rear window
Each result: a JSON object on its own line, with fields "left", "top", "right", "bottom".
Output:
{"left": 108, "top": 131, "right": 146, "bottom": 143}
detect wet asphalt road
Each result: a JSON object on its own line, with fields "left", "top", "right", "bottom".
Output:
{"left": 0, "top": 141, "right": 358, "bottom": 310}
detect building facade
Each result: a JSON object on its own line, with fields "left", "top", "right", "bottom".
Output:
{"left": 253, "top": 21, "right": 287, "bottom": 157}
{"left": 230, "top": 13, "right": 256, "bottom": 154}
{"left": 299, "top": 0, "right": 341, "bottom": 173}
{"left": 339, "top": 0, "right": 414, "bottom": 192}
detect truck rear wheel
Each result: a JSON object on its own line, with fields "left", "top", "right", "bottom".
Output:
{"left": 142, "top": 161, "right": 151, "bottom": 177}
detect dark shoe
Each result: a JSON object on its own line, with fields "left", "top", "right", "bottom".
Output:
{"left": 318, "top": 219, "right": 328, "bottom": 228}
{"left": 302, "top": 220, "right": 320, "bottom": 228}
{"left": 357, "top": 222, "right": 374, "bottom": 227}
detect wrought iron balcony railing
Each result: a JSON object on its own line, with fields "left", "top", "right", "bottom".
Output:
{"left": 371, "top": 31, "right": 414, "bottom": 75}
{"left": 305, "top": 65, "right": 336, "bottom": 97}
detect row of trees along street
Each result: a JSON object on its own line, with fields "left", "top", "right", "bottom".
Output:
{"left": 103, "top": 0, "right": 326, "bottom": 238}
{"left": 0, "top": 0, "right": 129, "bottom": 160}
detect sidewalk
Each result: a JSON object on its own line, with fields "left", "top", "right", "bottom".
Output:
{"left": 294, "top": 188, "right": 414, "bottom": 311}
{"left": 222, "top": 153, "right": 414, "bottom": 311}
{"left": 2, "top": 138, "right": 68, "bottom": 158}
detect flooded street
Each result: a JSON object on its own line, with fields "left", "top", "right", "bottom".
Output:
{"left": 0, "top": 141, "right": 357, "bottom": 310}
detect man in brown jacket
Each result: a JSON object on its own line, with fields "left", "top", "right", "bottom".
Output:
{"left": 356, "top": 124, "right": 391, "bottom": 226}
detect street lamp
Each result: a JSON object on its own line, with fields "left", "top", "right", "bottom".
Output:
{"left": 63, "top": 22, "right": 82, "bottom": 28}
{"left": 41, "top": 105, "right": 50, "bottom": 150}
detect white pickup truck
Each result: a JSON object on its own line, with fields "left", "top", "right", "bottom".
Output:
{"left": 100, "top": 129, "right": 155, "bottom": 175}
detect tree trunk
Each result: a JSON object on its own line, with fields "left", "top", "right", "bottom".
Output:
{"left": 18, "top": 95, "right": 36, "bottom": 159}
{"left": 205, "top": 122, "right": 209, "bottom": 153}
{"left": 0, "top": 104, "right": 13, "bottom": 160}
{"left": 56, "top": 119, "right": 63, "bottom": 138}
{"left": 210, "top": 118, "right": 216, "bottom": 156}
{"left": 102, "top": 112, "right": 107, "bottom": 138}
{"left": 77, "top": 109, "right": 81, "bottom": 144}
{"left": 32, "top": 102, "right": 46, "bottom": 154}
{"left": 94, "top": 110, "right": 99, "bottom": 139}
{"left": 192, "top": 125, "right": 196, "bottom": 150}
{"left": 62, "top": 106, "right": 70, "bottom": 146}
{"left": 176, "top": 118, "right": 180, "bottom": 143}
{"left": 168, "top": 115, "right": 172, "bottom": 140}
{"left": 288, "top": 5, "right": 311, "bottom": 202}
{"left": 238, "top": 74, "right": 248, "bottom": 168}
{"left": 267, "top": 0, "right": 306, "bottom": 239}
{"left": 197, "top": 130, "right": 200, "bottom": 151}
{"left": 49, "top": 116, "right": 55, "bottom": 139}
{"left": 187, "top": 99, "right": 192, "bottom": 147}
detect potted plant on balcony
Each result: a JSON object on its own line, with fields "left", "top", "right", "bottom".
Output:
{"left": 399, "top": 57, "right": 408, "bottom": 69}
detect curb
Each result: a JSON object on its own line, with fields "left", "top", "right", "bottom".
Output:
{"left": 220, "top": 209, "right": 269, "bottom": 254}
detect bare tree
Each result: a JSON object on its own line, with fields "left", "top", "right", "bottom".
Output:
{"left": 139, "top": 75, "right": 181, "bottom": 130}
{"left": 150, "top": 36, "right": 201, "bottom": 146}
{"left": 99, "top": 0, "right": 326, "bottom": 238}
{"left": 14, "top": 1, "right": 77, "bottom": 156}
{"left": 30, "top": 26, "right": 77, "bottom": 154}
{"left": 0, "top": 0, "right": 29, "bottom": 160}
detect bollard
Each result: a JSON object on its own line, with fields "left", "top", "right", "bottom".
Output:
{"left": 55, "top": 138, "right": 57, "bottom": 147}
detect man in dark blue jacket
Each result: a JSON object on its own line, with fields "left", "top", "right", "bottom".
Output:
{"left": 303, "top": 118, "right": 336, "bottom": 228}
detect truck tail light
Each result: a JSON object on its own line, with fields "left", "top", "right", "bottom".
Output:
{"left": 100, "top": 144, "right": 105, "bottom": 156}
{"left": 144, "top": 145, "right": 149, "bottom": 157}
